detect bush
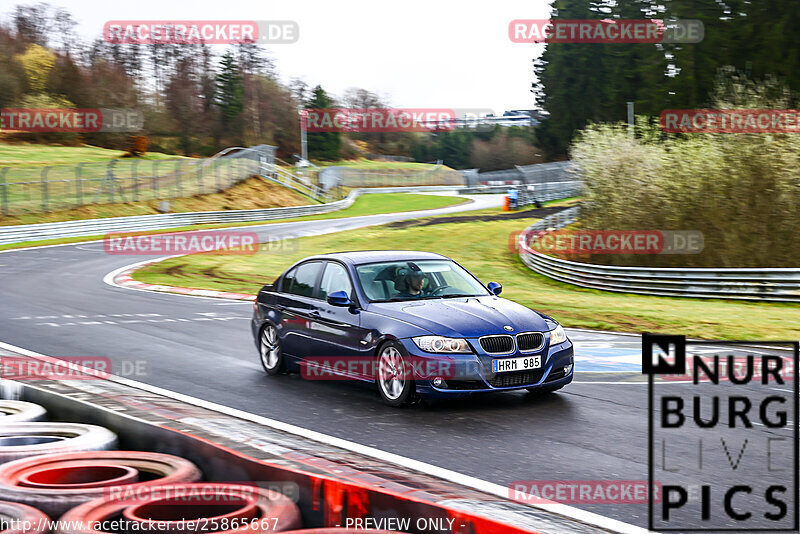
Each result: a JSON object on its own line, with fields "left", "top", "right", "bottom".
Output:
{"left": 123, "top": 135, "right": 149, "bottom": 157}
{"left": 569, "top": 69, "right": 800, "bottom": 268}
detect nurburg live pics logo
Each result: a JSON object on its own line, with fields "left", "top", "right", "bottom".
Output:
{"left": 643, "top": 333, "right": 799, "bottom": 531}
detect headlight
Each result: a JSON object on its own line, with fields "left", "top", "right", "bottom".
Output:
{"left": 412, "top": 336, "right": 471, "bottom": 353}
{"left": 549, "top": 324, "right": 567, "bottom": 345}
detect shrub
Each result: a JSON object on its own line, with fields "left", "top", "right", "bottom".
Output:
{"left": 123, "top": 135, "right": 149, "bottom": 157}
{"left": 569, "top": 69, "right": 800, "bottom": 268}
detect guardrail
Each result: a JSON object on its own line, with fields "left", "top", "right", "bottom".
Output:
{"left": 517, "top": 208, "right": 800, "bottom": 302}
{"left": 0, "top": 184, "right": 486, "bottom": 246}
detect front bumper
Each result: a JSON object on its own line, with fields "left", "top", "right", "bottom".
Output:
{"left": 398, "top": 337, "right": 575, "bottom": 397}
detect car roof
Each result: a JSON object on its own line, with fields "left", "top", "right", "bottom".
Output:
{"left": 301, "top": 250, "right": 449, "bottom": 265}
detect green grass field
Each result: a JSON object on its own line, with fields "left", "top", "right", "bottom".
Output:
{"left": 0, "top": 143, "right": 180, "bottom": 166}
{"left": 134, "top": 214, "right": 800, "bottom": 340}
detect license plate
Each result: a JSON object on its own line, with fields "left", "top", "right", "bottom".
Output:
{"left": 492, "top": 355, "right": 542, "bottom": 373}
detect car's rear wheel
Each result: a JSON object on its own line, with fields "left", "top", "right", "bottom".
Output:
{"left": 376, "top": 342, "right": 416, "bottom": 407}
{"left": 259, "top": 324, "right": 285, "bottom": 375}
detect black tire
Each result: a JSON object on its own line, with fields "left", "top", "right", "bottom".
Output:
{"left": 258, "top": 323, "right": 285, "bottom": 375}
{"left": 375, "top": 341, "right": 416, "bottom": 407}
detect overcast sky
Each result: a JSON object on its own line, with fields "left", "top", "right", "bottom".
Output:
{"left": 2, "top": 0, "right": 551, "bottom": 114}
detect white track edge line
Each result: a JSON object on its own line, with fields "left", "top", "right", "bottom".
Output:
{"left": 0, "top": 340, "right": 651, "bottom": 534}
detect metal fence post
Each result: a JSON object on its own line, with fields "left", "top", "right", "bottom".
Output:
{"left": 197, "top": 161, "right": 203, "bottom": 195}
{"left": 41, "top": 167, "right": 49, "bottom": 212}
{"left": 152, "top": 160, "right": 159, "bottom": 199}
{"left": 175, "top": 160, "right": 182, "bottom": 199}
{"left": 107, "top": 160, "right": 116, "bottom": 203}
{"left": 0, "top": 168, "right": 8, "bottom": 216}
{"left": 132, "top": 159, "right": 139, "bottom": 202}
{"left": 75, "top": 163, "right": 84, "bottom": 207}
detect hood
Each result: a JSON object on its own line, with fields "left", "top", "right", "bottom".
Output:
{"left": 367, "top": 296, "right": 552, "bottom": 338}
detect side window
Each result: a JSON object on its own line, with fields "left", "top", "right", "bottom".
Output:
{"left": 288, "top": 262, "right": 323, "bottom": 298}
{"left": 281, "top": 267, "right": 297, "bottom": 293}
{"left": 319, "top": 262, "right": 354, "bottom": 300}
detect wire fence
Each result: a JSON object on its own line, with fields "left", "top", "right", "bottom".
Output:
{"left": 0, "top": 145, "right": 277, "bottom": 217}
{"left": 0, "top": 151, "right": 577, "bottom": 218}
{"left": 317, "top": 165, "right": 466, "bottom": 196}
{"left": 466, "top": 161, "right": 574, "bottom": 186}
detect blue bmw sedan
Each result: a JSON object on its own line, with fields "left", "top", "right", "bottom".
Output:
{"left": 251, "top": 251, "right": 574, "bottom": 406}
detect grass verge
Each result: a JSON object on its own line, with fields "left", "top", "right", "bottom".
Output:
{"left": 133, "top": 215, "right": 800, "bottom": 340}
{"left": 0, "top": 143, "right": 180, "bottom": 166}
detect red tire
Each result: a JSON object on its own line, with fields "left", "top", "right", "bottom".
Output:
{"left": 0, "top": 451, "right": 201, "bottom": 517}
{"left": 0, "top": 424, "right": 117, "bottom": 465}
{"left": 0, "top": 402, "right": 46, "bottom": 424}
{"left": 0, "top": 500, "right": 49, "bottom": 534}
{"left": 55, "top": 483, "right": 302, "bottom": 533}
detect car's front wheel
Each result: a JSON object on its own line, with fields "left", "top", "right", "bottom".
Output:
{"left": 376, "top": 341, "right": 416, "bottom": 407}
{"left": 259, "top": 324, "right": 285, "bottom": 375}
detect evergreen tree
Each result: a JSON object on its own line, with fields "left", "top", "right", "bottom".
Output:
{"left": 305, "top": 85, "right": 341, "bottom": 160}
{"left": 215, "top": 52, "right": 244, "bottom": 144}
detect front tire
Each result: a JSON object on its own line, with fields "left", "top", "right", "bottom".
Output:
{"left": 376, "top": 341, "right": 416, "bottom": 407}
{"left": 259, "top": 324, "right": 285, "bottom": 375}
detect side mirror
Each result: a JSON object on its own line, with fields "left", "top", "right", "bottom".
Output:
{"left": 327, "top": 290, "right": 353, "bottom": 307}
{"left": 487, "top": 282, "right": 502, "bottom": 296}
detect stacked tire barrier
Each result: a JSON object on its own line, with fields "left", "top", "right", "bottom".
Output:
{"left": 0, "top": 501, "right": 49, "bottom": 534}
{"left": 0, "top": 451, "right": 201, "bottom": 516}
{"left": 0, "top": 403, "right": 45, "bottom": 424}
{"left": 0, "top": 401, "right": 405, "bottom": 533}
{"left": 0, "top": 424, "right": 116, "bottom": 464}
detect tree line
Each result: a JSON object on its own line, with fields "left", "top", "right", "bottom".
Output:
{"left": 534, "top": 0, "right": 800, "bottom": 157}
{"left": 0, "top": 3, "right": 544, "bottom": 169}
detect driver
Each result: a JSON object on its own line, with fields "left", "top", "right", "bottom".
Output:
{"left": 398, "top": 271, "right": 426, "bottom": 298}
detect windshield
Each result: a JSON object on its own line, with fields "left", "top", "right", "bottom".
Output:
{"left": 355, "top": 260, "right": 490, "bottom": 302}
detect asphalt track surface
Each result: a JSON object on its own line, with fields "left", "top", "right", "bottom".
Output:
{"left": 0, "top": 194, "right": 795, "bottom": 530}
